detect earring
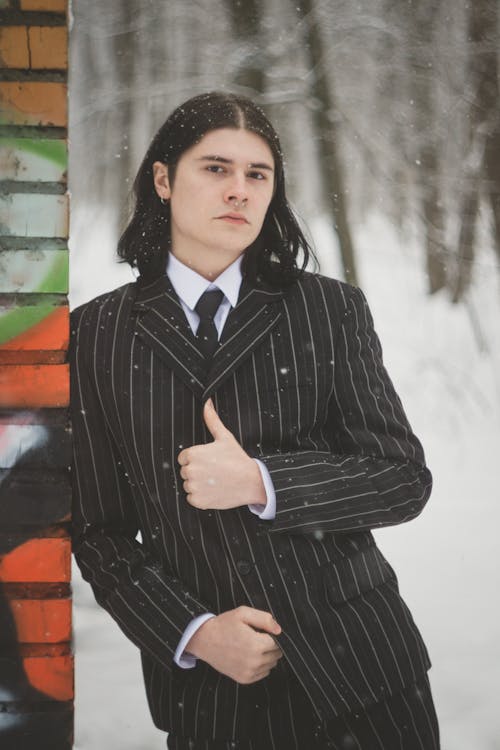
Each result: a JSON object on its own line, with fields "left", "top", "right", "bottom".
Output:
{"left": 160, "top": 197, "right": 167, "bottom": 205}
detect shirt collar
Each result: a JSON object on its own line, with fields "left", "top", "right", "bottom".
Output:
{"left": 166, "top": 253, "right": 243, "bottom": 311}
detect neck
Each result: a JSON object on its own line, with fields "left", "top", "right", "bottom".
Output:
{"left": 170, "top": 248, "right": 244, "bottom": 281}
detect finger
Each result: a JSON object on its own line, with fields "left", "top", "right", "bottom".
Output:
{"left": 259, "top": 642, "right": 283, "bottom": 660}
{"left": 258, "top": 648, "right": 283, "bottom": 668}
{"left": 261, "top": 640, "right": 283, "bottom": 657}
{"left": 239, "top": 607, "right": 282, "bottom": 635}
{"left": 180, "top": 465, "right": 195, "bottom": 481}
{"left": 178, "top": 449, "right": 189, "bottom": 466}
{"left": 261, "top": 655, "right": 281, "bottom": 674}
{"left": 203, "top": 399, "right": 231, "bottom": 441}
{"left": 186, "top": 493, "right": 205, "bottom": 509}
{"left": 250, "top": 667, "right": 272, "bottom": 683}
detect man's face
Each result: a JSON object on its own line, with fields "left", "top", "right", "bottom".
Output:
{"left": 153, "top": 128, "right": 275, "bottom": 272}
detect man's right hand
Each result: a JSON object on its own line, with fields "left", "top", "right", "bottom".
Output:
{"left": 185, "top": 606, "right": 283, "bottom": 684}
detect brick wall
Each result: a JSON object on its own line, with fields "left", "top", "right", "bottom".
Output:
{"left": 0, "top": 0, "right": 72, "bottom": 747}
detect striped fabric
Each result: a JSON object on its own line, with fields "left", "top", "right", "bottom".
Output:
{"left": 70, "top": 271, "right": 433, "bottom": 740}
{"left": 165, "top": 673, "right": 439, "bottom": 749}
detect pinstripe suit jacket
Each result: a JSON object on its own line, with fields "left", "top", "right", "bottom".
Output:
{"left": 71, "top": 270, "right": 432, "bottom": 737}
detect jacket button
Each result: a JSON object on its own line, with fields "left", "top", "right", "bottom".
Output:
{"left": 237, "top": 559, "right": 252, "bottom": 575}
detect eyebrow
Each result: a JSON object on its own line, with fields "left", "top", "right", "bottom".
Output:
{"left": 197, "top": 155, "right": 274, "bottom": 172}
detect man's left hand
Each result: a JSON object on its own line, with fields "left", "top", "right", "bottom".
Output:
{"left": 178, "top": 399, "right": 266, "bottom": 510}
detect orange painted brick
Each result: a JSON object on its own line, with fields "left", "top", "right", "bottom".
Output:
{"left": 20, "top": 0, "right": 66, "bottom": 10}
{"left": 0, "top": 26, "right": 29, "bottom": 68}
{"left": 1, "top": 306, "right": 69, "bottom": 354}
{"left": 0, "top": 350, "right": 66, "bottom": 365}
{"left": 23, "top": 654, "right": 74, "bottom": 701}
{"left": 28, "top": 27, "right": 68, "bottom": 70}
{"left": 0, "top": 82, "right": 67, "bottom": 127}
{"left": 0, "top": 537, "right": 71, "bottom": 583}
{"left": 0, "top": 363, "right": 69, "bottom": 407}
{"left": 10, "top": 599, "right": 71, "bottom": 643}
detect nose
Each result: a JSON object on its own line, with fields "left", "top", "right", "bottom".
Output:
{"left": 224, "top": 174, "right": 248, "bottom": 206}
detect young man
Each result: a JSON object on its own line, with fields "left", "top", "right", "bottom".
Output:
{"left": 71, "top": 92, "right": 440, "bottom": 749}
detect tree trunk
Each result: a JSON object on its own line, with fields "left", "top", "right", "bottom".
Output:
{"left": 110, "top": 2, "right": 136, "bottom": 230}
{"left": 452, "top": 0, "right": 497, "bottom": 302}
{"left": 223, "top": 0, "right": 265, "bottom": 94}
{"left": 295, "top": 0, "right": 358, "bottom": 285}
{"left": 421, "top": 145, "right": 448, "bottom": 294}
{"left": 485, "top": 127, "right": 500, "bottom": 266}
{"left": 406, "top": 0, "right": 448, "bottom": 294}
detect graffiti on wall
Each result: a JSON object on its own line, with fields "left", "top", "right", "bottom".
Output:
{"left": 0, "top": 410, "right": 72, "bottom": 742}
{"left": 0, "top": 1, "right": 72, "bottom": 747}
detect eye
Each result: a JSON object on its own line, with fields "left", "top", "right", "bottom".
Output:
{"left": 248, "top": 170, "right": 266, "bottom": 181}
{"left": 206, "top": 164, "right": 225, "bottom": 174}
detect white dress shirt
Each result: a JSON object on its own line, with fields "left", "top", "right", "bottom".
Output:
{"left": 166, "top": 253, "right": 276, "bottom": 667}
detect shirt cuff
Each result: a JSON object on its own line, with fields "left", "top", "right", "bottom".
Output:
{"left": 248, "top": 459, "right": 276, "bottom": 520}
{"left": 174, "top": 613, "right": 216, "bottom": 669}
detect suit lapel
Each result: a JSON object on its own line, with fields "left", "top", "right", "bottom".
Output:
{"left": 203, "top": 282, "right": 283, "bottom": 399}
{"left": 132, "top": 274, "right": 284, "bottom": 400}
{"left": 132, "top": 274, "right": 207, "bottom": 398}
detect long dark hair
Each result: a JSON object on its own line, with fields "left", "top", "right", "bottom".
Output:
{"left": 117, "top": 91, "right": 314, "bottom": 287}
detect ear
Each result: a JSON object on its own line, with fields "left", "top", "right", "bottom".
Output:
{"left": 152, "top": 161, "right": 171, "bottom": 201}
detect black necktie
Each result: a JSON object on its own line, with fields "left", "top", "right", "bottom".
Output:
{"left": 195, "top": 289, "right": 224, "bottom": 359}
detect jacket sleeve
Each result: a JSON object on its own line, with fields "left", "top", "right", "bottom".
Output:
{"left": 259, "top": 284, "right": 432, "bottom": 535}
{"left": 70, "top": 304, "right": 210, "bottom": 668}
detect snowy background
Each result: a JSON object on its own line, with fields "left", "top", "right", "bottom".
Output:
{"left": 68, "top": 1, "right": 500, "bottom": 747}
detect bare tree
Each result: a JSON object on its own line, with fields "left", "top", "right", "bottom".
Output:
{"left": 407, "top": 0, "right": 448, "bottom": 294}
{"left": 223, "top": 0, "right": 266, "bottom": 94}
{"left": 452, "top": 0, "right": 497, "bottom": 302}
{"left": 295, "top": 0, "right": 358, "bottom": 285}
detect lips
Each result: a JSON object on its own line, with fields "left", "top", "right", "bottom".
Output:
{"left": 216, "top": 213, "right": 249, "bottom": 224}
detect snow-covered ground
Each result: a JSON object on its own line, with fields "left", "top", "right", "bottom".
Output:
{"left": 70, "top": 209, "right": 500, "bottom": 749}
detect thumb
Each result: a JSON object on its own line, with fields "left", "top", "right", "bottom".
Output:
{"left": 240, "top": 607, "right": 282, "bottom": 636}
{"left": 203, "top": 398, "right": 231, "bottom": 441}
